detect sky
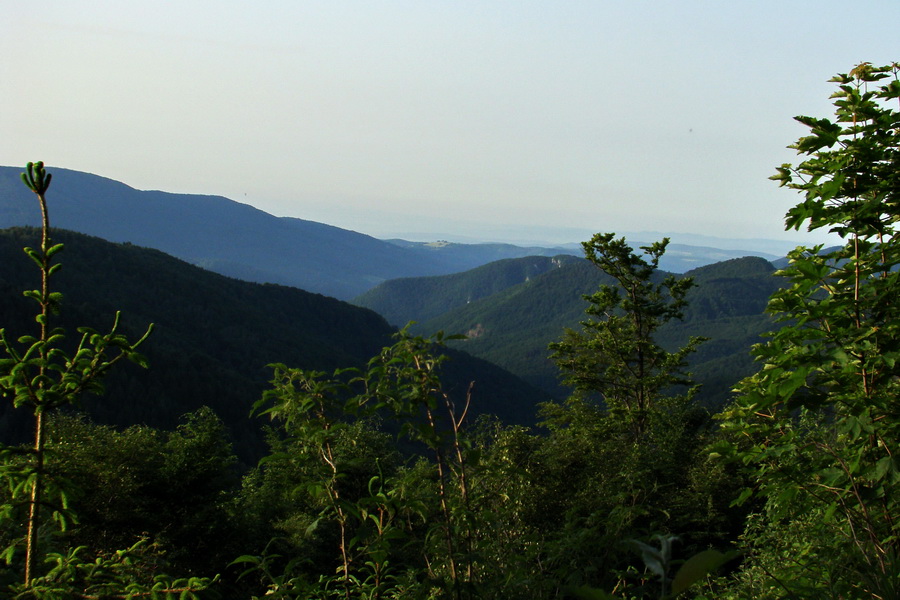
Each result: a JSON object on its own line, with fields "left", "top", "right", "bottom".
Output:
{"left": 2, "top": 1, "right": 898, "bottom": 247}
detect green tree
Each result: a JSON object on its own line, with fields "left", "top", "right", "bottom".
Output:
{"left": 549, "top": 233, "right": 705, "bottom": 438}
{"left": 0, "top": 162, "right": 153, "bottom": 585}
{"left": 528, "top": 235, "right": 729, "bottom": 597}
{"left": 44, "top": 407, "right": 241, "bottom": 576}
{"left": 239, "top": 329, "right": 520, "bottom": 599}
{"left": 715, "top": 62, "right": 900, "bottom": 598}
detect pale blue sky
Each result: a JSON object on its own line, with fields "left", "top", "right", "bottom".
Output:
{"left": 3, "top": 1, "right": 898, "bottom": 245}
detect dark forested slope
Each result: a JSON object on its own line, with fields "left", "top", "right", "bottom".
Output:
{"left": 0, "top": 228, "right": 549, "bottom": 460}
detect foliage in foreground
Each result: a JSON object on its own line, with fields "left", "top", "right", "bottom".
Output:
{"left": 227, "top": 231, "right": 732, "bottom": 599}
{"left": 714, "top": 62, "right": 900, "bottom": 598}
{"left": 1, "top": 61, "right": 897, "bottom": 599}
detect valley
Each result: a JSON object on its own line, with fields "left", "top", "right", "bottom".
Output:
{"left": 0, "top": 166, "right": 794, "bottom": 445}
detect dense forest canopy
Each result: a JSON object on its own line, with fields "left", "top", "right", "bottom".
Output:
{"left": 1, "top": 62, "right": 898, "bottom": 599}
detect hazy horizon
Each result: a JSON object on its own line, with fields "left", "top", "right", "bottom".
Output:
{"left": 3, "top": 2, "right": 896, "bottom": 248}
{"left": 0, "top": 162, "right": 817, "bottom": 258}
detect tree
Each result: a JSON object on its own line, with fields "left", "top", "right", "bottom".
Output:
{"left": 43, "top": 407, "right": 241, "bottom": 576}
{"left": 548, "top": 233, "right": 705, "bottom": 438}
{"left": 715, "top": 62, "right": 900, "bottom": 598}
{"left": 240, "top": 329, "right": 487, "bottom": 600}
{"left": 535, "top": 235, "right": 728, "bottom": 597}
{"left": 0, "top": 162, "right": 153, "bottom": 585}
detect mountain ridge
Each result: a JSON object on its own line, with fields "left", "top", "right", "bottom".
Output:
{"left": 3, "top": 166, "right": 792, "bottom": 299}
{"left": 0, "top": 167, "right": 450, "bottom": 299}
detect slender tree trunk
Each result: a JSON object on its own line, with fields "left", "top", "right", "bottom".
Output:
{"left": 24, "top": 190, "right": 52, "bottom": 585}
{"left": 24, "top": 412, "right": 44, "bottom": 585}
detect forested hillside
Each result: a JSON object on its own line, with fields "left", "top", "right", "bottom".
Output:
{"left": 662, "top": 257, "right": 780, "bottom": 406}
{"left": 353, "top": 254, "right": 582, "bottom": 326}
{"left": 358, "top": 252, "right": 781, "bottom": 406}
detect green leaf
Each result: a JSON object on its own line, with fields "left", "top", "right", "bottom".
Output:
{"left": 874, "top": 456, "right": 897, "bottom": 482}
{"left": 229, "top": 555, "right": 263, "bottom": 567}
{"left": 671, "top": 549, "right": 738, "bottom": 595}
{"left": 777, "top": 369, "right": 808, "bottom": 398}
{"left": 732, "top": 487, "right": 754, "bottom": 507}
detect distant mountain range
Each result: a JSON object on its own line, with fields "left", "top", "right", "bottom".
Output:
{"left": 386, "top": 238, "right": 782, "bottom": 278}
{"left": 2, "top": 166, "right": 787, "bottom": 299}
